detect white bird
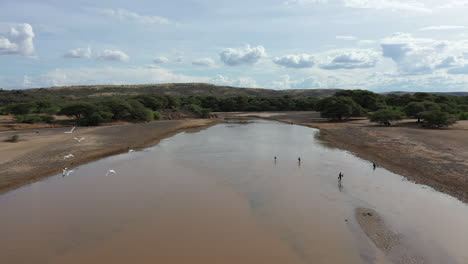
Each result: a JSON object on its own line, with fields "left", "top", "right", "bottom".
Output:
{"left": 105, "top": 169, "right": 116, "bottom": 176}
{"left": 64, "top": 154, "right": 75, "bottom": 159}
{"left": 62, "top": 168, "right": 68, "bottom": 176}
{"left": 128, "top": 149, "right": 135, "bottom": 153}
{"left": 64, "top": 126, "right": 76, "bottom": 134}
{"left": 62, "top": 169, "right": 74, "bottom": 177}
{"left": 74, "top": 137, "right": 85, "bottom": 142}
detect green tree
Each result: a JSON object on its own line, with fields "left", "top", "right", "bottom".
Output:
{"left": 369, "top": 109, "right": 403, "bottom": 126}
{"left": 404, "top": 102, "right": 425, "bottom": 122}
{"left": 128, "top": 100, "right": 154, "bottom": 121}
{"left": 101, "top": 99, "right": 132, "bottom": 120}
{"left": 318, "top": 96, "right": 363, "bottom": 120}
{"left": 7, "top": 103, "right": 36, "bottom": 115}
{"left": 59, "top": 102, "right": 97, "bottom": 119}
{"left": 420, "top": 110, "right": 457, "bottom": 128}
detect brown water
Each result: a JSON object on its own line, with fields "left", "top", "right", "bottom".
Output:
{"left": 1, "top": 120, "right": 468, "bottom": 264}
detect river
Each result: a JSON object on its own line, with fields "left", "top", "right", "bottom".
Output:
{"left": 1, "top": 120, "right": 468, "bottom": 263}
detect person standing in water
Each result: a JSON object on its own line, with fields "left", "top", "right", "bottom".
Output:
{"left": 338, "top": 172, "right": 343, "bottom": 181}
{"left": 373, "top": 162, "right": 376, "bottom": 170}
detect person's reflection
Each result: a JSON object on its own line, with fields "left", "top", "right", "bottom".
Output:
{"left": 338, "top": 180, "right": 343, "bottom": 192}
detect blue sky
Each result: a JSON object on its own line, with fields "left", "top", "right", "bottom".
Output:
{"left": 1, "top": 0, "right": 468, "bottom": 92}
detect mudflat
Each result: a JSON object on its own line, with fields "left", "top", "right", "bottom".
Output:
{"left": 0, "top": 119, "right": 218, "bottom": 195}
{"left": 223, "top": 111, "right": 468, "bottom": 204}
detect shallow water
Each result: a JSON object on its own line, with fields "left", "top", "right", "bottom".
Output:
{"left": 1, "top": 120, "right": 468, "bottom": 263}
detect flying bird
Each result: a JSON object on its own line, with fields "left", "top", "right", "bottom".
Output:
{"left": 105, "top": 169, "right": 116, "bottom": 176}
{"left": 74, "top": 137, "right": 85, "bottom": 142}
{"left": 64, "top": 126, "right": 76, "bottom": 134}
{"left": 62, "top": 168, "right": 74, "bottom": 177}
{"left": 64, "top": 154, "right": 75, "bottom": 159}
{"left": 128, "top": 149, "right": 135, "bottom": 153}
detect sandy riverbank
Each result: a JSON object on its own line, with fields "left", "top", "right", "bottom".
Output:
{"left": 222, "top": 111, "right": 468, "bottom": 204}
{"left": 0, "top": 119, "right": 218, "bottom": 195}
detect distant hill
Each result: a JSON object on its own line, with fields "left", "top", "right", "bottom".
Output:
{"left": 1, "top": 83, "right": 466, "bottom": 106}
{"left": 385, "top": 91, "right": 468, "bottom": 96}
{"left": 0, "top": 83, "right": 341, "bottom": 106}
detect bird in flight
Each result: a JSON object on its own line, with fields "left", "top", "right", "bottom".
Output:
{"left": 64, "top": 126, "right": 76, "bottom": 134}
{"left": 64, "top": 154, "right": 75, "bottom": 159}
{"left": 105, "top": 169, "right": 117, "bottom": 176}
{"left": 128, "top": 149, "right": 135, "bottom": 153}
{"left": 74, "top": 137, "right": 85, "bottom": 142}
{"left": 62, "top": 168, "right": 74, "bottom": 177}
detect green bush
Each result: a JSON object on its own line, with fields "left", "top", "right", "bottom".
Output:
{"left": 420, "top": 110, "right": 457, "bottom": 128}
{"left": 128, "top": 100, "right": 154, "bottom": 122}
{"left": 153, "top": 111, "right": 162, "bottom": 120}
{"left": 7, "top": 103, "right": 36, "bottom": 115}
{"left": 459, "top": 112, "right": 468, "bottom": 120}
{"left": 15, "top": 114, "right": 55, "bottom": 124}
{"left": 369, "top": 109, "right": 403, "bottom": 126}
{"left": 186, "top": 104, "right": 211, "bottom": 118}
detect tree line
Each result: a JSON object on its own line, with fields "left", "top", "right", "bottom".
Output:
{"left": 1, "top": 90, "right": 467, "bottom": 128}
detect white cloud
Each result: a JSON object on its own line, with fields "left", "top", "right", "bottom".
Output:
{"left": 192, "top": 58, "right": 216, "bottom": 67}
{"left": 95, "top": 8, "right": 169, "bottom": 24}
{"left": 97, "top": 49, "right": 130, "bottom": 62}
{"left": 210, "top": 75, "right": 259, "bottom": 88}
{"left": 320, "top": 49, "right": 379, "bottom": 69}
{"left": 219, "top": 45, "right": 267, "bottom": 66}
{"left": 20, "top": 66, "right": 210, "bottom": 88}
{"left": 284, "top": 0, "right": 329, "bottom": 5}
{"left": 153, "top": 56, "right": 169, "bottom": 64}
{"left": 380, "top": 33, "right": 468, "bottom": 75}
{"left": 343, "top": 0, "right": 432, "bottom": 13}
{"left": 0, "top": 23, "right": 35, "bottom": 58}
{"left": 273, "top": 54, "right": 315, "bottom": 68}
{"left": 447, "top": 65, "right": 468, "bottom": 74}
{"left": 419, "top": 25, "right": 466, "bottom": 31}
{"left": 64, "top": 47, "right": 92, "bottom": 59}
{"left": 336, "top": 35, "right": 357, "bottom": 40}
{"left": 358, "top": 40, "right": 376, "bottom": 46}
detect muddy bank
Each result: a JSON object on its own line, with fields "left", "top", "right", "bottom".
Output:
{"left": 0, "top": 119, "right": 218, "bottom": 195}
{"left": 221, "top": 111, "right": 468, "bottom": 204}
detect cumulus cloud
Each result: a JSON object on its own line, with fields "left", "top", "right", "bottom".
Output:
{"left": 153, "top": 56, "right": 169, "bottom": 64}
{"left": 273, "top": 54, "right": 315, "bottom": 68}
{"left": 380, "top": 33, "right": 468, "bottom": 75}
{"left": 447, "top": 65, "right": 468, "bottom": 74}
{"left": 97, "top": 49, "right": 130, "bottom": 62}
{"left": 343, "top": 0, "right": 432, "bottom": 13}
{"left": 419, "top": 25, "right": 466, "bottom": 31}
{"left": 219, "top": 45, "right": 267, "bottom": 66}
{"left": 211, "top": 75, "right": 259, "bottom": 88}
{"left": 336, "top": 35, "right": 357, "bottom": 40}
{"left": 320, "top": 49, "right": 379, "bottom": 69}
{"left": 284, "top": 0, "right": 329, "bottom": 5}
{"left": 0, "top": 23, "right": 35, "bottom": 57}
{"left": 192, "top": 58, "right": 216, "bottom": 67}
{"left": 20, "top": 66, "right": 210, "bottom": 88}
{"left": 95, "top": 8, "right": 169, "bottom": 24}
{"left": 64, "top": 47, "right": 92, "bottom": 59}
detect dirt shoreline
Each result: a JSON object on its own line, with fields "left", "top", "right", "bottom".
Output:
{"left": 221, "top": 111, "right": 468, "bottom": 204}
{"left": 0, "top": 119, "right": 218, "bottom": 195}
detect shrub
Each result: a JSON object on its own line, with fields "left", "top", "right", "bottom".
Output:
{"left": 153, "top": 111, "right": 162, "bottom": 120}
{"left": 420, "top": 110, "right": 457, "bottom": 128}
{"left": 128, "top": 100, "right": 154, "bottom": 121}
{"left": 369, "top": 109, "right": 403, "bottom": 126}
{"left": 186, "top": 104, "right": 211, "bottom": 118}
{"left": 15, "top": 114, "right": 55, "bottom": 124}
{"left": 7, "top": 103, "right": 36, "bottom": 115}
{"left": 317, "top": 96, "right": 363, "bottom": 120}
{"left": 459, "top": 112, "right": 468, "bottom": 120}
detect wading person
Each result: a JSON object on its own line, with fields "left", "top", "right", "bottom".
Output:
{"left": 338, "top": 172, "right": 343, "bottom": 181}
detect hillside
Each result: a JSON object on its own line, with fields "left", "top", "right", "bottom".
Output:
{"left": 0, "top": 83, "right": 341, "bottom": 106}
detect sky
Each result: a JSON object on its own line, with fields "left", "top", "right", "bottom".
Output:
{"left": 1, "top": 0, "right": 468, "bottom": 92}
